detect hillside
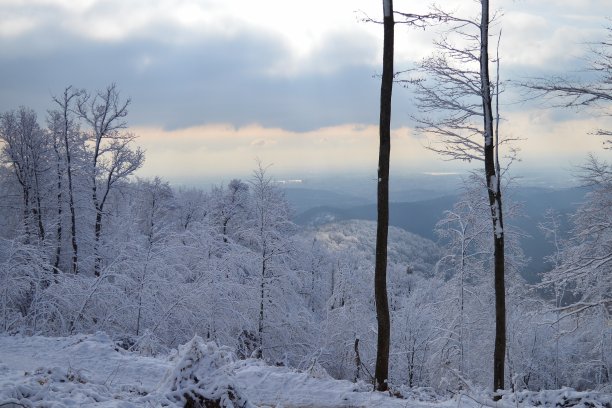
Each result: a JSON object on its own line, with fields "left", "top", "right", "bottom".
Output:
{"left": 300, "top": 219, "right": 441, "bottom": 277}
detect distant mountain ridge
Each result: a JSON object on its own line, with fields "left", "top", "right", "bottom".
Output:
{"left": 281, "top": 187, "right": 372, "bottom": 213}
{"left": 281, "top": 185, "right": 456, "bottom": 213}
{"left": 294, "top": 186, "right": 589, "bottom": 282}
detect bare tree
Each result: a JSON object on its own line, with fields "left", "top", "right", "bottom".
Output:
{"left": 47, "top": 112, "right": 65, "bottom": 272}
{"left": 373, "top": 0, "right": 394, "bottom": 392}
{"left": 358, "top": 3, "right": 449, "bottom": 391}
{"left": 76, "top": 84, "right": 144, "bottom": 276}
{"left": 405, "top": 1, "right": 509, "bottom": 394}
{"left": 524, "top": 25, "right": 611, "bottom": 148}
{"left": 50, "top": 86, "right": 82, "bottom": 274}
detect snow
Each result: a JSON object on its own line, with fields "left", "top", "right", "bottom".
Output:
{"left": 0, "top": 332, "right": 167, "bottom": 406}
{"left": 490, "top": 175, "right": 497, "bottom": 194}
{"left": 487, "top": 175, "right": 503, "bottom": 238}
{"left": 0, "top": 333, "right": 422, "bottom": 407}
{"left": 1, "top": 333, "right": 610, "bottom": 407}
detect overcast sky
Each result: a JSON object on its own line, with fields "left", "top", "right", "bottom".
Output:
{"left": 0, "top": 0, "right": 610, "bottom": 183}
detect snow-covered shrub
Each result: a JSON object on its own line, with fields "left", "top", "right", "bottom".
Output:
{"left": 504, "top": 387, "right": 612, "bottom": 408}
{"left": 0, "top": 237, "right": 50, "bottom": 334}
{"left": 156, "top": 336, "right": 253, "bottom": 408}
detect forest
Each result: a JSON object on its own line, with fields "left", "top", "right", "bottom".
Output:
{"left": 0, "top": 0, "right": 610, "bottom": 407}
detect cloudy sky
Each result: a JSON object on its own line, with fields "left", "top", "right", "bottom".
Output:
{"left": 0, "top": 0, "right": 610, "bottom": 183}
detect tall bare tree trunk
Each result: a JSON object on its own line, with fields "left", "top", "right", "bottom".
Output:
{"left": 374, "top": 0, "right": 394, "bottom": 392}
{"left": 93, "top": 201, "right": 103, "bottom": 276}
{"left": 22, "top": 186, "right": 31, "bottom": 243}
{"left": 65, "top": 150, "right": 78, "bottom": 274}
{"left": 65, "top": 128, "right": 79, "bottom": 274}
{"left": 258, "top": 248, "right": 267, "bottom": 359}
{"left": 54, "top": 87, "right": 79, "bottom": 274}
{"left": 53, "top": 141, "right": 63, "bottom": 272}
{"left": 32, "top": 169, "right": 45, "bottom": 242}
{"left": 479, "top": 0, "right": 506, "bottom": 395}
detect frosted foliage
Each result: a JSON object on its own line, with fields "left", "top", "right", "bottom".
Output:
{"left": 308, "top": 220, "right": 441, "bottom": 277}
{"left": 0, "top": 238, "right": 49, "bottom": 333}
{"left": 538, "top": 157, "right": 612, "bottom": 390}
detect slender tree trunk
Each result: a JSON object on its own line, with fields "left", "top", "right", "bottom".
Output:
{"left": 91, "top": 135, "right": 103, "bottom": 276}
{"left": 93, "top": 204, "right": 102, "bottom": 276}
{"left": 479, "top": 0, "right": 506, "bottom": 395}
{"left": 222, "top": 218, "right": 229, "bottom": 243}
{"left": 53, "top": 145, "right": 63, "bottom": 272}
{"left": 65, "top": 149, "right": 78, "bottom": 274}
{"left": 135, "top": 250, "right": 150, "bottom": 337}
{"left": 58, "top": 87, "right": 79, "bottom": 274}
{"left": 354, "top": 337, "right": 362, "bottom": 382}
{"left": 93, "top": 166, "right": 115, "bottom": 276}
{"left": 459, "top": 241, "right": 465, "bottom": 374}
{"left": 136, "top": 272, "right": 145, "bottom": 336}
{"left": 258, "top": 251, "right": 267, "bottom": 359}
{"left": 33, "top": 171, "right": 45, "bottom": 242}
{"left": 22, "top": 185, "right": 31, "bottom": 243}
{"left": 374, "top": 0, "right": 394, "bottom": 392}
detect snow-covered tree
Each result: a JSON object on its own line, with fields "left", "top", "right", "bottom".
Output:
{"left": 0, "top": 107, "right": 50, "bottom": 243}
{"left": 49, "top": 86, "right": 84, "bottom": 274}
{"left": 537, "top": 157, "right": 611, "bottom": 388}
{"left": 76, "top": 84, "right": 144, "bottom": 276}
{"left": 245, "top": 163, "right": 297, "bottom": 361}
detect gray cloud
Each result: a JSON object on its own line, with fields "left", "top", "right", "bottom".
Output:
{"left": 0, "top": 22, "right": 422, "bottom": 132}
{"left": 0, "top": 0, "right": 608, "bottom": 135}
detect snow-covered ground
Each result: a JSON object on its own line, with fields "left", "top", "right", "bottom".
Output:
{"left": 0, "top": 333, "right": 609, "bottom": 407}
{"left": 0, "top": 333, "right": 446, "bottom": 407}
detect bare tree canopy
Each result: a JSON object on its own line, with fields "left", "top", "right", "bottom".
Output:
{"left": 523, "top": 26, "right": 611, "bottom": 148}
{"left": 401, "top": 0, "right": 509, "bottom": 395}
{"left": 76, "top": 84, "right": 144, "bottom": 276}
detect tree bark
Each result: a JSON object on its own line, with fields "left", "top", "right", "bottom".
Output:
{"left": 374, "top": 0, "right": 394, "bottom": 392}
